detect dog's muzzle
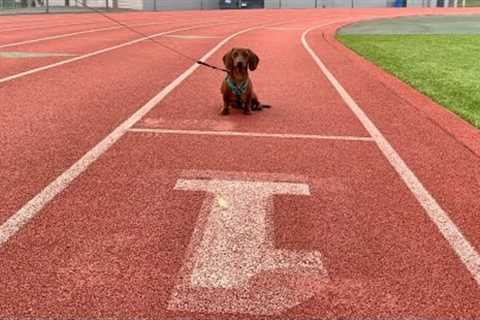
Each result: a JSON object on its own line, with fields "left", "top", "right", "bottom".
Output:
{"left": 236, "top": 61, "right": 246, "bottom": 69}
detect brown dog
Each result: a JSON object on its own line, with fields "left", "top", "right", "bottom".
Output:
{"left": 220, "top": 48, "right": 271, "bottom": 115}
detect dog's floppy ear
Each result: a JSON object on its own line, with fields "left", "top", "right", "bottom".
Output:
{"left": 247, "top": 49, "right": 259, "bottom": 71}
{"left": 223, "top": 49, "right": 234, "bottom": 71}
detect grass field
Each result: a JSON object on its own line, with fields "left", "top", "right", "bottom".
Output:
{"left": 466, "top": 0, "right": 480, "bottom": 7}
{"left": 337, "top": 34, "right": 480, "bottom": 129}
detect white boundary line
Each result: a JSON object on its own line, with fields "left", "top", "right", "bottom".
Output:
{"left": 0, "top": 22, "right": 226, "bottom": 84}
{"left": 164, "top": 35, "right": 222, "bottom": 39}
{"left": 0, "top": 22, "right": 282, "bottom": 246}
{"left": 0, "top": 21, "right": 170, "bottom": 49}
{"left": 129, "top": 128, "right": 374, "bottom": 142}
{"left": 263, "top": 27, "right": 306, "bottom": 31}
{"left": 302, "top": 25, "right": 480, "bottom": 286}
{"left": 0, "top": 17, "right": 141, "bottom": 34}
{"left": 0, "top": 19, "right": 112, "bottom": 34}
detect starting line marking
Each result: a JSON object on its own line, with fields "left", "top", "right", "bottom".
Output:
{"left": 302, "top": 25, "right": 480, "bottom": 286}
{"left": 129, "top": 127, "right": 374, "bottom": 142}
{"left": 168, "top": 171, "right": 329, "bottom": 315}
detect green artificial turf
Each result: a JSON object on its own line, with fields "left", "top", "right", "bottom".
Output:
{"left": 337, "top": 34, "right": 480, "bottom": 129}
{"left": 466, "top": 0, "right": 480, "bottom": 7}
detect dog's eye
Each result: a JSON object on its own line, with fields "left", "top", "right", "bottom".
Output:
{"left": 233, "top": 52, "right": 239, "bottom": 57}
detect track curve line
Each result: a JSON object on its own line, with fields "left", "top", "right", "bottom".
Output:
{"left": 302, "top": 24, "right": 480, "bottom": 287}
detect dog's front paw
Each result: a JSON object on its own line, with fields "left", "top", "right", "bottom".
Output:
{"left": 220, "top": 107, "right": 230, "bottom": 115}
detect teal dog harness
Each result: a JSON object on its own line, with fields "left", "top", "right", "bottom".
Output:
{"left": 226, "top": 77, "right": 248, "bottom": 96}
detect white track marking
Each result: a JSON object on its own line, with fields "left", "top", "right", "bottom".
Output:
{"left": 0, "top": 51, "right": 77, "bottom": 58}
{"left": 264, "top": 27, "right": 306, "bottom": 31}
{"left": 164, "top": 35, "right": 221, "bottom": 39}
{"left": 0, "top": 22, "right": 168, "bottom": 49}
{"left": 182, "top": 169, "right": 309, "bottom": 184}
{"left": 129, "top": 127, "right": 374, "bottom": 142}
{"left": 302, "top": 25, "right": 480, "bottom": 286}
{"left": 176, "top": 179, "right": 312, "bottom": 288}
{"left": 0, "top": 20, "right": 107, "bottom": 33}
{"left": 0, "top": 22, "right": 282, "bottom": 246}
{"left": 0, "top": 22, "right": 225, "bottom": 84}
{"left": 168, "top": 171, "right": 328, "bottom": 315}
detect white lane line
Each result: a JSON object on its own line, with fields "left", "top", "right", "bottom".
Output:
{"left": 0, "top": 51, "right": 78, "bottom": 58}
{"left": 302, "top": 25, "right": 480, "bottom": 286}
{"left": 264, "top": 27, "right": 306, "bottom": 31}
{"left": 128, "top": 128, "right": 374, "bottom": 142}
{"left": 0, "top": 17, "right": 188, "bottom": 33}
{"left": 164, "top": 35, "right": 221, "bottom": 39}
{"left": 0, "top": 22, "right": 282, "bottom": 246}
{"left": 0, "top": 22, "right": 169, "bottom": 49}
{"left": 0, "top": 19, "right": 110, "bottom": 33}
{"left": 0, "top": 22, "right": 225, "bottom": 85}
{"left": 0, "top": 17, "right": 154, "bottom": 34}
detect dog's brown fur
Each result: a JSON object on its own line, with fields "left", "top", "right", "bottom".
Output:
{"left": 220, "top": 48, "right": 270, "bottom": 115}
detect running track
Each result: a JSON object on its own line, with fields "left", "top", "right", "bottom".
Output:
{"left": 1, "top": 8, "right": 480, "bottom": 319}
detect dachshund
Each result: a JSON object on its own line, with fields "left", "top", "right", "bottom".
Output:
{"left": 220, "top": 48, "right": 271, "bottom": 115}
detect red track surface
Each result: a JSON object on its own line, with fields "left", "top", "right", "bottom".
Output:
{"left": 1, "top": 8, "right": 480, "bottom": 319}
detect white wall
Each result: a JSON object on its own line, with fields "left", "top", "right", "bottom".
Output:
{"left": 407, "top": 0, "right": 438, "bottom": 6}
{"left": 143, "top": 0, "right": 219, "bottom": 10}
{"left": 264, "top": 0, "right": 280, "bottom": 7}
{"left": 265, "top": 0, "right": 392, "bottom": 8}
{"left": 118, "top": 0, "right": 440, "bottom": 10}
{"left": 118, "top": 0, "right": 143, "bottom": 9}
{"left": 280, "top": 0, "right": 316, "bottom": 8}
{"left": 352, "top": 0, "right": 389, "bottom": 7}
{"left": 322, "top": 0, "right": 352, "bottom": 7}
{"left": 48, "top": 0, "right": 116, "bottom": 8}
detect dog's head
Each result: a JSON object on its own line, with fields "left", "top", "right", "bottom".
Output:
{"left": 223, "top": 48, "right": 259, "bottom": 73}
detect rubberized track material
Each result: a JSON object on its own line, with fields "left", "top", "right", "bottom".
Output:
{"left": 1, "top": 8, "right": 480, "bottom": 319}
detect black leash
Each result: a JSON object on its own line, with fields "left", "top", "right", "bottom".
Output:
{"left": 73, "top": 0, "right": 229, "bottom": 73}
{"left": 197, "top": 61, "right": 229, "bottom": 73}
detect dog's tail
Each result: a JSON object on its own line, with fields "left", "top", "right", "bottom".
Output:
{"left": 251, "top": 97, "right": 272, "bottom": 111}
